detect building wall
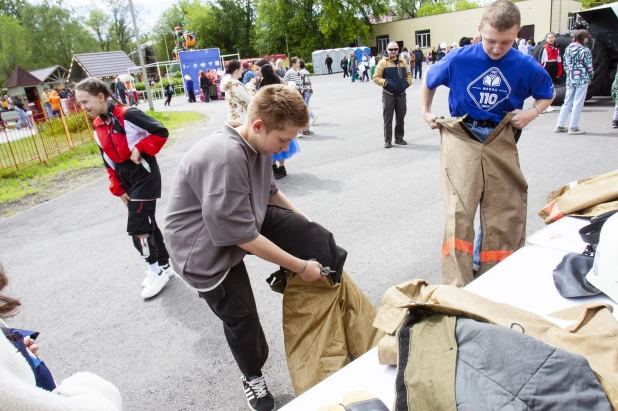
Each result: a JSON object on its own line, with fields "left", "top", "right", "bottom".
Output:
{"left": 550, "top": 0, "right": 582, "bottom": 33}
{"left": 370, "top": 0, "right": 581, "bottom": 52}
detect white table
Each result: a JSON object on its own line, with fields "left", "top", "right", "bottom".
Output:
{"left": 281, "top": 243, "right": 617, "bottom": 410}
{"left": 526, "top": 216, "right": 590, "bottom": 253}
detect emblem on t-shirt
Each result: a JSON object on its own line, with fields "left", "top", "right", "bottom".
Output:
{"left": 467, "top": 67, "right": 511, "bottom": 111}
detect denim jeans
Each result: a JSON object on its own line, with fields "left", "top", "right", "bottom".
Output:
{"left": 556, "top": 84, "right": 588, "bottom": 129}
{"left": 351, "top": 68, "right": 358, "bottom": 82}
{"left": 16, "top": 109, "right": 31, "bottom": 129}
{"left": 613, "top": 103, "right": 618, "bottom": 121}
{"left": 303, "top": 91, "right": 315, "bottom": 119}
{"left": 465, "top": 122, "right": 496, "bottom": 270}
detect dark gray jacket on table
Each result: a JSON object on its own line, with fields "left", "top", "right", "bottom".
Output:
{"left": 394, "top": 311, "right": 612, "bottom": 411}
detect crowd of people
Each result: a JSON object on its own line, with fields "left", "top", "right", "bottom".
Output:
{"left": 0, "top": 86, "right": 80, "bottom": 131}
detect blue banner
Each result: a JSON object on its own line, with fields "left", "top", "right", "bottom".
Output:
{"left": 179, "top": 48, "right": 221, "bottom": 95}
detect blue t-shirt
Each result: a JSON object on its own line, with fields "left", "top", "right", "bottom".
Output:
{"left": 426, "top": 43, "right": 554, "bottom": 124}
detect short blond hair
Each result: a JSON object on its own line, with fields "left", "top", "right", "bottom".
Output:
{"left": 247, "top": 84, "right": 309, "bottom": 131}
{"left": 480, "top": 0, "right": 521, "bottom": 31}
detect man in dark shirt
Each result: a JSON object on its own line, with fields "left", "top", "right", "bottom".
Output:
{"left": 412, "top": 45, "right": 424, "bottom": 80}
{"left": 325, "top": 54, "right": 333, "bottom": 74}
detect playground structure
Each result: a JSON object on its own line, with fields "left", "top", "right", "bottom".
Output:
{"left": 172, "top": 26, "right": 197, "bottom": 61}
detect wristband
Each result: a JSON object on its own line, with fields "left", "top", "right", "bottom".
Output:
{"left": 297, "top": 260, "right": 307, "bottom": 274}
{"left": 531, "top": 106, "right": 541, "bottom": 115}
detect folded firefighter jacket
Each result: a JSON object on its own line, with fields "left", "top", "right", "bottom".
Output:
{"left": 437, "top": 113, "right": 527, "bottom": 287}
{"left": 393, "top": 312, "right": 611, "bottom": 411}
{"left": 539, "top": 169, "right": 618, "bottom": 224}
{"left": 374, "top": 279, "right": 618, "bottom": 410}
{"left": 269, "top": 269, "right": 384, "bottom": 396}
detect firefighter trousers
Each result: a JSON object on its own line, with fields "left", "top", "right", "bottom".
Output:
{"left": 436, "top": 113, "right": 527, "bottom": 287}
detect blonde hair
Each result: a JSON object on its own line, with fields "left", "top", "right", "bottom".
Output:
{"left": 275, "top": 59, "right": 284, "bottom": 70}
{"left": 247, "top": 84, "right": 309, "bottom": 131}
{"left": 479, "top": 0, "right": 521, "bottom": 31}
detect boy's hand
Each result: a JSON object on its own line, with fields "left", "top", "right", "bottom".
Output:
{"left": 423, "top": 112, "right": 440, "bottom": 130}
{"left": 120, "top": 193, "right": 131, "bottom": 206}
{"left": 510, "top": 109, "right": 537, "bottom": 129}
{"left": 130, "top": 147, "right": 142, "bottom": 164}
{"left": 298, "top": 260, "right": 326, "bottom": 283}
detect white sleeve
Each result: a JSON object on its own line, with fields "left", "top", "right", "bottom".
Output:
{"left": 540, "top": 48, "right": 548, "bottom": 66}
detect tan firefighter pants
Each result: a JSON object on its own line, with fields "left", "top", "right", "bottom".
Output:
{"left": 271, "top": 269, "right": 383, "bottom": 396}
{"left": 437, "top": 114, "right": 527, "bottom": 287}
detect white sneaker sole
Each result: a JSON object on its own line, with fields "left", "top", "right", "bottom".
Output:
{"left": 141, "top": 275, "right": 169, "bottom": 299}
{"left": 142, "top": 268, "right": 176, "bottom": 287}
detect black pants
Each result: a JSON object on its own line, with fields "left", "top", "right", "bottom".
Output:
{"left": 327, "top": 64, "right": 333, "bottom": 74}
{"left": 544, "top": 62, "right": 559, "bottom": 84}
{"left": 414, "top": 63, "right": 423, "bottom": 79}
{"left": 188, "top": 90, "right": 196, "bottom": 102}
{"left": 198, "top": 206, "right": 347, "bottom": 377}
{"left": 128, "top": 200, "right": 170, "bottom": 266}
{"left": 382, "top": 91, "right": 407, "bottom": 143}
{"left": 343, "top": 67, "right": 349, "bottom": 78}
{"left": 362, "top": 69, "right": 369, "bottom": 82}
{"left": 201, "top": 87, "right": 210, "bottom": 102}
{"left": 164, "top": 94, "right": 172, "bottom": 106}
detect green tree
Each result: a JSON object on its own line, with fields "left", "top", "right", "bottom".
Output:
{"left": 0, "top": 15, "right": 31, "bottom": 85}
{"left": 152, "top": 0, "right": 199, "bottom": 61}
{"left": 107, "top": 0, "right": 132, "bottom": 53}
{"left": 454, "top": 0, "right": 478, "bottom": 11}
{"left": 255, "top": 0, "right": 388, "bottom": 60}
{"left": 86, "top": 9, "right": 113, "bottom": 52}
{"left": 416, "top": 1, "right": 449, "bottom": 17}
{"left": 0, "top": 0, "right": 25, "bottom": 18}
{"left": 19, "top": 1, "right": 100, "bottom": 69}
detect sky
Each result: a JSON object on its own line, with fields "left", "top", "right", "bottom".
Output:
{"left": 65, "top": 0, "right": 175, "bottom": 33}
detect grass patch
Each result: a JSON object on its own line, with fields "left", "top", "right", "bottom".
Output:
{"left": 146, "top": 110, "right": 204, "bottom": 131}
{"left": 0, "top": 111, "right": 205, "bottom": 206}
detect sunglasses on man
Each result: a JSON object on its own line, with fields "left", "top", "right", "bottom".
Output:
{"left": 388, "top": 48, "right": 399, "bottom": 51}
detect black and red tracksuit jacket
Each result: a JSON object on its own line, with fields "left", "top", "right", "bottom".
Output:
{"left": 93, "top": 103, "right": 169, "bottom": 199}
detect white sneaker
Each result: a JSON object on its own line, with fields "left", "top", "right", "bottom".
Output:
{"left": 142, "top": 264, "right": 176, "bottom": 287}
{"left": 141, "top": 271, "right": 169, "bottom": 299}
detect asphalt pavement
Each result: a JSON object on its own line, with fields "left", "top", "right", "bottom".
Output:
{"left": 1, "top": 68, "right": 617, "bottom": 410}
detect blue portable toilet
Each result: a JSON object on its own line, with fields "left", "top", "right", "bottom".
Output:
{"left": 353, "top": 47, "right": 370, "bottom": 65}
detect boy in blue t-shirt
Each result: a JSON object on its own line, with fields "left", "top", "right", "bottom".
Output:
{"left": 420, "top": 0, "right": 555, "bottom": 286}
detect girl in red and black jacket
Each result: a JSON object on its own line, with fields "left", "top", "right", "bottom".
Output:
{"left": 75, "top": 77, "right": 175, "bottom": 300}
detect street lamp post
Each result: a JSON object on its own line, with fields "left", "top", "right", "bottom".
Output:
{"left": 129, "top": 0, "right": 154, "bottom": 111}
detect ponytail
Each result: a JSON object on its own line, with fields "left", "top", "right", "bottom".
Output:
{"left": 75, "top": 77, "right": 125, "bottom": 107}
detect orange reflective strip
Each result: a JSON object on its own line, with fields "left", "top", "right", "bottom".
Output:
{"left": 441, "top": 236, "right": 474, "bottom": 258}
{"left": 480, "top": 250, "right": 514, "bottom": 263}
{"left": 542, "top": 199, "right": 565, "bottom": 222}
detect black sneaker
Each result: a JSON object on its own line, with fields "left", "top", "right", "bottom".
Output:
{"left": 272, "top": 164, "right": 280, "bottom": 179}
{"left": 384, "top": 141, "right": 392, "bottom": 148}
{"left": 613, "top": 120, "right": 618, "bottom": 129}
{"left": 242, "top": 374, "right": 275, "bottom": 411}
{"left": 395, "top": 139, "right": 408, "bottom": 145}
{"left": 276, "top": 166, "right": 287, "bottom": 179}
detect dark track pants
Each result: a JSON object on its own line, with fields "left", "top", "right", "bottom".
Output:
{"left": 198, "top": 206, "right": 347, "bottom": 378}
{"left": 382, "top": 91, "right": 407, "bottom": 143}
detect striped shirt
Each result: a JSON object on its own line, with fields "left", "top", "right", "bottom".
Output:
{"left": 284, "top": 69, "right": 302, "bottom": 87}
